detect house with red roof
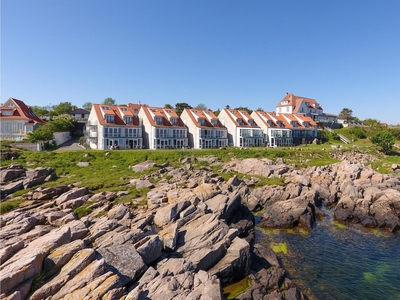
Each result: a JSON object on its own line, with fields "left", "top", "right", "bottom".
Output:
{"left": 180, "top": 108, "right": 228, "bottom": 149}
{"left": 217, "top": 108, "right": 264, "bottom": 147}
{"left": 0, "top": 97, "right": 46, "bottom": 140}
{"left": 251, "top": 110, "right": 318, "bottom": 146}
{"left": 276, "top": 93, "right": 337, "bottom": 128}
{"left": 138, "top": 106, "right": 188, "bottom": 149}
{"left": 84, "top": 103, "right": 143, "bottom": 150}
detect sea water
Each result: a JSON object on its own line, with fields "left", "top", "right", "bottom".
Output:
{"left": 256, "top": 208, "right": 400, "bottom": 300}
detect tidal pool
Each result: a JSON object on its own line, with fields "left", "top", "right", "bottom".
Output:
{"left": 256, "top": 208, "right": 400, "bottom": 300}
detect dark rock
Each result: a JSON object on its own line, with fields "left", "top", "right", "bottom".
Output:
{"left": 97, "top": 244, "right": 147, "bottom": 285}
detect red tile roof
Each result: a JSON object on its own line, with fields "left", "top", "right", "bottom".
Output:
{"left": 93, "top": 104, "right": 140, "bottom": 127}
{"left": 0, "top": 98, "right": 46, "bottom": 124}
{"left": 141, "top": 106, "right": 185, "bottom": 128}
{"left": 222, "top": 108, "right": 260, "bottom": 128}
{"left": 184, "top": 108, "right": 225, "bottom": 128}
{"left": 276, "top": 93, "right": 323, "bottom": 113}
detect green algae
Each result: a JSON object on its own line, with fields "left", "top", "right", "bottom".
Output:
{"left": 253, "top": 208, "right": 266, "bottom": 216}
{"left": 363, "top": 272, "right": 374, "bottom": 281}
{"left": 271, "top": 242, "right": 287, "bottom": 254}
{"left": 223, "top": 277, "right": 252, "bottom": 299}
{"left": 333, "top": 220, "right": 347, "bottom": 229}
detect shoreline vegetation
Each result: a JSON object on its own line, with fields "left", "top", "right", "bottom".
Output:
{"left": 1, "top": 132, "right": 400, "bottom": 299}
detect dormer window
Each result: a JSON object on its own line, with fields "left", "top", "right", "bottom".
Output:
{"left": 210, "top": 119, "right": 218, "bottom": 126}
{"left": 154, "top": 116, "right": 163, "bottom": 125}
{"left": 105, "top": 115, "right": 114, "bottom": 123}
{"left": 248, "top": 119, "right": 255, "bottom": 126}
{"left": 170, "top": 117, "right": 178, "bottom": 125}
{"left": 124, "top": 116, "right": 133, "bottom": 124}
{"left": 237, "top": 118, "right": 243, "bottom": 125}
{"left": 281, "top": 100, "right": 288, "bottom": 105}
{"left": 198, "top": 118, "right": 206, "bottom": 126}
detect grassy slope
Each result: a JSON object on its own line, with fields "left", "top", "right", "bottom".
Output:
{"left": 1, "top": 130, "right": 400, "bottom": 214}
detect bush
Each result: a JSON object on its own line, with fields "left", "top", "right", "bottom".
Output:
{"left": 349, "top": 127, "right": 367, "bottom": 139}
{"left": 370, "top": 131, "right": 395, "bottom": 154}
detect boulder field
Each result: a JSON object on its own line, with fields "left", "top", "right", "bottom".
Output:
{"left": 1, "top": 152, "right": 399, "bottom": 300}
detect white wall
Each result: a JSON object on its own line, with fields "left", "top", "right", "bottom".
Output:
{"left": 53, "top": 132, "right": 71, "bottom": 146}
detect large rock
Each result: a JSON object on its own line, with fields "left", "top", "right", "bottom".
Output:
{"left": 55, "top": 187, "right": 89, "bottom": 206}
{"left": 50, "top": 258, "right": 106, "bottom": 299}
{"left": 153, "top": 200, "right": 191, "bottom": 227}
{"left": 259, "top": 195, "right": 317, "bottom": 229}
{"left": 132, "top": 161, "right": 156, "bottom": 172}
{"left": 97, "top": 244, "right": 147, "bottom": 285}
{"left": 136, "top": 234, "right": 163, "bottom": 265}
{"left": 43, "top": 239, "right": 86, "bottom": 276}
{"left": 1, "top": 168, "right": 25, "bottom": 182}
{"left": 0, "top": 227, "right": 71, "bottom": 295}
{"left": 208, "top": 237, "right": 251, "bottom": 284}
{"left": 29, "top": 248, "right": 97, "bottom": 300}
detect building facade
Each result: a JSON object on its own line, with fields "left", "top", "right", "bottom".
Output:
{"left": 252, "top": 110, "right": 318, "bottom": 146}
{"left": 138, "top": 106, "right": 188, "bottom": 149}
{"left": 0, "top": 98, "right": 46, "bottom": 140}
{"left": 85, "top": 104, "right": 143, "bottom": 150}
{"left": 180, "top": 108, "right": 228, "bottom": 149}
{"left": 217, "top": 108, "right": 264, "bottom": 147}
{"left": 276, "top": 93, "right": 337, "bottom": 128}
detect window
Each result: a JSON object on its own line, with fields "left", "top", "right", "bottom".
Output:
{"left": 154, "top": 117, "right": 163, "bottom": 125}
{"left": 105, "top": 115, "right": 114, "bottom": 123}
{"left": 124, "top": 116, "right": 133, "bottom": 124}
{"left": 170, "top": 118, "right": 178, "bottom": 125}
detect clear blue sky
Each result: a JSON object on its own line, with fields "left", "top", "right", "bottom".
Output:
{"left": 2, "top": 0, "right": 400, "bottom": 124}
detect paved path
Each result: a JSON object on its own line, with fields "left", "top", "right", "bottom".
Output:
{"left": 57, "top": 138, "right": 85, "bottom": 150}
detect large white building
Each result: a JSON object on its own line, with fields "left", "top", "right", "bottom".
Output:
{"left": 0, "top": 97, "right": 46, "bottom": 140}
{"left": 217, "top": 108, "right": 264, "bottom": 147}
{"left": 251, "top": 110, "right": 318, "bottom": 146}
{"left": 276, "top": 93, "right": 337, "bottom": 128}
{"left": 85, "top": 103, "right": 143, "bottom": 150}
{"left": 138, "top": 106, "right": 188, "bottom": 149}
{"left": 180, "top": 108, "right": 228, "bottom": 149}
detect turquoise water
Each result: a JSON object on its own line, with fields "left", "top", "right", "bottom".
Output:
{"left": 256, "top": 208, "right": 400, "bottom": 300}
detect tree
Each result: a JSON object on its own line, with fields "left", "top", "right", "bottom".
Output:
{"left": 103, "top": 98, "right": 116, "bottom": 105}
{"left": 339, "top": 108, "right": 353, "bottom": 122}
{"left": 50, "top": 114, "right": 76, "bottom": 132}
{"left": 83, "top": 102, "right": 93, "bottom": 110}
{"left": 52, "top": 102, "right": 73, "bottom": 116}
{"left": 164, "top": 104, "right": 173, "bottom": 109}
{"left": 370, "top": 131, "right": 395, "bottom": 154}
{"left": 30, "top": 106, "right": 49, "bottom": 118}
{"left": 235, "top": 106, "right": 253, "bottom": 115}
{"left": 194, "top": 103, "right": 207, "bottom": 110}
{"left": 363, "top": 118, "right": 380, "bottom": 127}
{"left": 256, "top": 107, "right": 264, "bottom": 112}
{"left": 214, "top": 109, "right": 221, "bottom": 116}
{"left": 175, "top": 102, "right": 192, "bottom": 116}
{"left": 28, "top": 126, "right": 53, "bottom": 142}
{"left": 27, "top": 114, "right": 76, "bottom": 143}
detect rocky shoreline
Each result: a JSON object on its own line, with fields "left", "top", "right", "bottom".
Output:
{"left": 1, "top": 152, "right": 399, "bottom": 299}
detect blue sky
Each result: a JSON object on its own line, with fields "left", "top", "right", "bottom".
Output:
{"left": 2, "top": 0, "right": 400, "bottom": 124}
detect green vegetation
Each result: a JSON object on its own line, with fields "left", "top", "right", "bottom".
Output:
{"left": 370, "top": 131, "right": 395, "bottom": 154}
{"left": 0, "top": 198, "right": 26, "bottom": 214}
{"left": 271, "top": 242, "right": 288, "bottom": 254}
{"left": 223, "top": 277, "right": 252, "bottom": 299}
